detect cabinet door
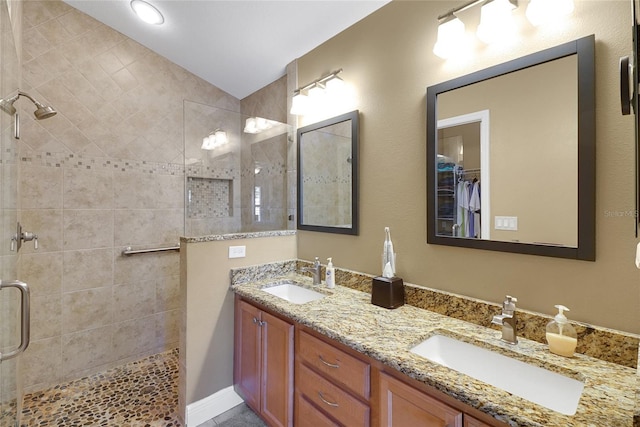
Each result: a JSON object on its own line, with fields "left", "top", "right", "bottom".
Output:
{"left": 464, "top": 415, "right": 493, "bottom": 427}
{"left": 261, "top": 310, "right": 294, "bottom": 427}
{"left": 235, "top": 300, "right": 262, "bottom": 412}
{"left": 379, "top": 372, "right": 463, "bottom": 427}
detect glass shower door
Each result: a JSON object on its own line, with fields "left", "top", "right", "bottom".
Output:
{"left": 0, "top": 0, "right": 26, "bottom": 425}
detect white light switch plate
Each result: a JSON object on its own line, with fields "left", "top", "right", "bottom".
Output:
{"left": 228, "top": 245, "right": 246, "bottom": 258}
{"left": 495, "top": 216, "right": 518, "bottom": 231}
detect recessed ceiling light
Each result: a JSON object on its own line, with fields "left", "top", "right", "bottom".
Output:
{"left": 130, "top": 0, "right": 164, "bottom": 25}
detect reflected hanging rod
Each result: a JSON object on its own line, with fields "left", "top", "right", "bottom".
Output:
{"left": 121, "top": 245, "right": 180, "bottom": 256}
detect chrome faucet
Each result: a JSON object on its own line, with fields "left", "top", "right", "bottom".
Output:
{"left": 492, "top": 295, "right": 518, "bottom": 344}
{"left": 299, "top": 257, "right": 322, "bottom": 286}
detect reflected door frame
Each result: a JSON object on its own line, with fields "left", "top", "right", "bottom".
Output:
{"left": 438, "top": 110, "right": 491, "bottom": 240}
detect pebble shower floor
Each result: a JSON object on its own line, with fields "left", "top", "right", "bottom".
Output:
{"left": 20, "top": 349, "right": 182, "bottom": 426}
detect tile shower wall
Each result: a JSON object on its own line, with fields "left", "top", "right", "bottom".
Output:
{"left": 18, "top": 1, "right": 240, "bottom": 393}
{"left": 240, "top": 76, "right": 290, "bottom": 231}
{"left": 184, "top": 100, "right": 242, "bottom": 236}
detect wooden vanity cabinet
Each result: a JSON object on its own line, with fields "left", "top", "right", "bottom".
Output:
{"left": 234, "top": 297, "right": 294, "bottom": 427}
{"left": 295, "top": 328, "right": 371, "bottom": 426}
{"left": 234, "top": 296, "right": 505, "bottom": 427}
{"left": 378, "top": 372, "right": 463, "bottom": 427}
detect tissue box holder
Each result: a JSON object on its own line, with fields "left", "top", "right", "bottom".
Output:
{"left": 371, "top": 276, "right": 404, "bottom": 309}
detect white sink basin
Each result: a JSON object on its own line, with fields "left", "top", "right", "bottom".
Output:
{"left": 261, "top": 281, "right": 326, "bottom": 304}
{"left": 410, "top": 334, "right": 584, "bottom": 415}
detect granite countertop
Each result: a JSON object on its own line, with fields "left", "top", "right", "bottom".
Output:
{"left": 181, "top": 230, "right": 295, "bottom": 244}
{"left": 231, "top": 274, "right": 637, "bottom": 427}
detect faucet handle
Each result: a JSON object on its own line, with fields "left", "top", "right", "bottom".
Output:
{"left": 503, "top": 295, "right": 517, "bottom": 312}
{"left": 313, "top": 257, "right": 320, "bottom": 266}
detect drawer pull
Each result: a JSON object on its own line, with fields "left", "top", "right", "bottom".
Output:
{"left": 318, "top": 391, "right": 339, "bottom": 408}
{"left": 318, "top": 355, "right": 339, "bottom": 369}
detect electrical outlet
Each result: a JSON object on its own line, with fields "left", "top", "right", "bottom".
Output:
{"left": 228, "top": 245, "right": 246, "bottom": 258}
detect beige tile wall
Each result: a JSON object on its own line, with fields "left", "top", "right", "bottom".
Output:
{"left": 240, "top": 76, "right": 291, "bottom": 232}
{"left": 18, "top": 0, "right": 241, "bottom": 393}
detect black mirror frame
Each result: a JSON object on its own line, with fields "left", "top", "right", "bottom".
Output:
{"left": 297, "top": 110, "right": 359, "bottom": 235}
{"left": 426, "top": 35, "right": 595, "bottom": 261}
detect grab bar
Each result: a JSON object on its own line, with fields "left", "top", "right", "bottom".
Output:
{"left": 0, "top": 280, "right": 30, "bottom": 361}
{"left": 121, "top": 245, "right": 180, "bottom": 256}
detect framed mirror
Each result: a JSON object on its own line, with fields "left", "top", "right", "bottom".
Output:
{"left": 427, "top": 35, "right": 595, "bottom": 260}
{"left": 297, "top": 110, "right": 359, "bottom": 235}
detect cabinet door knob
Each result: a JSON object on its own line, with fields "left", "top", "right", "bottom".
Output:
{"left": 259, "top": 320, "right": 266, "bottom": 326}
{"left": 253, "top": 317, "right": 259, "bottom": 324}
{"left": 318, "top": 355, "right": 339, "bottom": 369}
{"left": 318, "top": 391, "right": 339, "bottom": 408}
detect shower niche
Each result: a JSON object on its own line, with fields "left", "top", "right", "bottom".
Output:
{"left": 187, "top": 177, "right": 233, "bottom": 219}
{"left": 183, "top": 100, "right": 292, "bottom": 236}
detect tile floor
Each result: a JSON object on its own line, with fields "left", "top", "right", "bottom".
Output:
{"left": 19, "top": 349, "right": 263, "bottom": 427}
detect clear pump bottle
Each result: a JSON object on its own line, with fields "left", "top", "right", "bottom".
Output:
{"left": 545, "top": 305, "right": 577, "bottom": 357}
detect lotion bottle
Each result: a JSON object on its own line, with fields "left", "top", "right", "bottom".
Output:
{"left": 325, "top": 258, "right": 335, "bottom": 289}
{"left": 546, "top": 305, "right": 577, "bottom": 357}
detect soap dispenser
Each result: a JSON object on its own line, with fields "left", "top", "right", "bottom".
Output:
{"left": 325, "top": 258, "right": 335, "bottom": 289}
{"left": 546, "top": 305, "right": 578, "bottom": 357}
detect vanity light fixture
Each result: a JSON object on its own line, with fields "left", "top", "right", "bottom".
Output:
{"left": 433, "top": 0, "right": 575, "bottom": 58}
{"left": 130, "top": 0, "right": 164, "bottom": 25}
{"left": 244, "top": 117, "right": 276, "bottom": 134}
{"left": 201, "top": 129, "right": 227, "bottom": 150}
{"left": 290, "top": 69, "right": 344, "bottom": 116}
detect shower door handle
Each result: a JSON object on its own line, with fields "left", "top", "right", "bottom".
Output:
{"left": 0, "top": 280, "right": 30, "bottom": 361}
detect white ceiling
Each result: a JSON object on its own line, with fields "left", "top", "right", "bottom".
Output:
{"left": 62, "top": 0, "right": 391, "bottom": 99}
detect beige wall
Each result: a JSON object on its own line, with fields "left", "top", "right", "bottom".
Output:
{"left": 179, "top": 234, "right": 297, "bottom": 416}
{"left": 297, "top": 1, "right": 639, "bottom": 334}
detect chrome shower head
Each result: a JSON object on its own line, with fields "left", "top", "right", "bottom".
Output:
{"left": 33, "top": 103, "right": 57, "bottom": 120}
{"left": 0, "top": 97, "right": 17, "bottom": 116}
{"left": 0, "top": 91, "right": 56, "bottom": 120}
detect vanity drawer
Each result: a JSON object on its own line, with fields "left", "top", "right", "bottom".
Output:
{"left": 295, "top": 392, "right": 339, "bottom": 427}
{"left": 296, "top": 362, "right": 369, "bottom": 427}
{"left": 298, "top": 330, "right": 370, "bottom": 399}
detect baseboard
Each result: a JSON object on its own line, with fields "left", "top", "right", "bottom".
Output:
{"left": 185, "top": 386, "right": 244, "bottom": 426}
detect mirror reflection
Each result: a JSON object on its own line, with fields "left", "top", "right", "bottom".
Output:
{"left": 297, "top": 110, "right": 359, "bottom": 235}
{"left": 436, "top": 54, "right": 578, "bottom": 247}
{"left": 427, "top": 35, "right": 595, "bottom": 260}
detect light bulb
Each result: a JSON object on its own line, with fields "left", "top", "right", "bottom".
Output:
{"left": 244, "top": 118, "right": 258, "bottom": 134}
{"left": 433, "top": 17, "right": 467, "bottom": 59}
{"left": 201, "top": 135, "right": 214, "bottom": 150}
{"left": 477, "top": 0, "right": 517, "bottom": 45}
{"left": 215, "top": 130, "right": 228, "bottom": 145}
{"left": 290, "top": 92, "right": 309, "bottom": 115}
{"left": 526, "top": 0, "right": 574, "bottom": 27}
